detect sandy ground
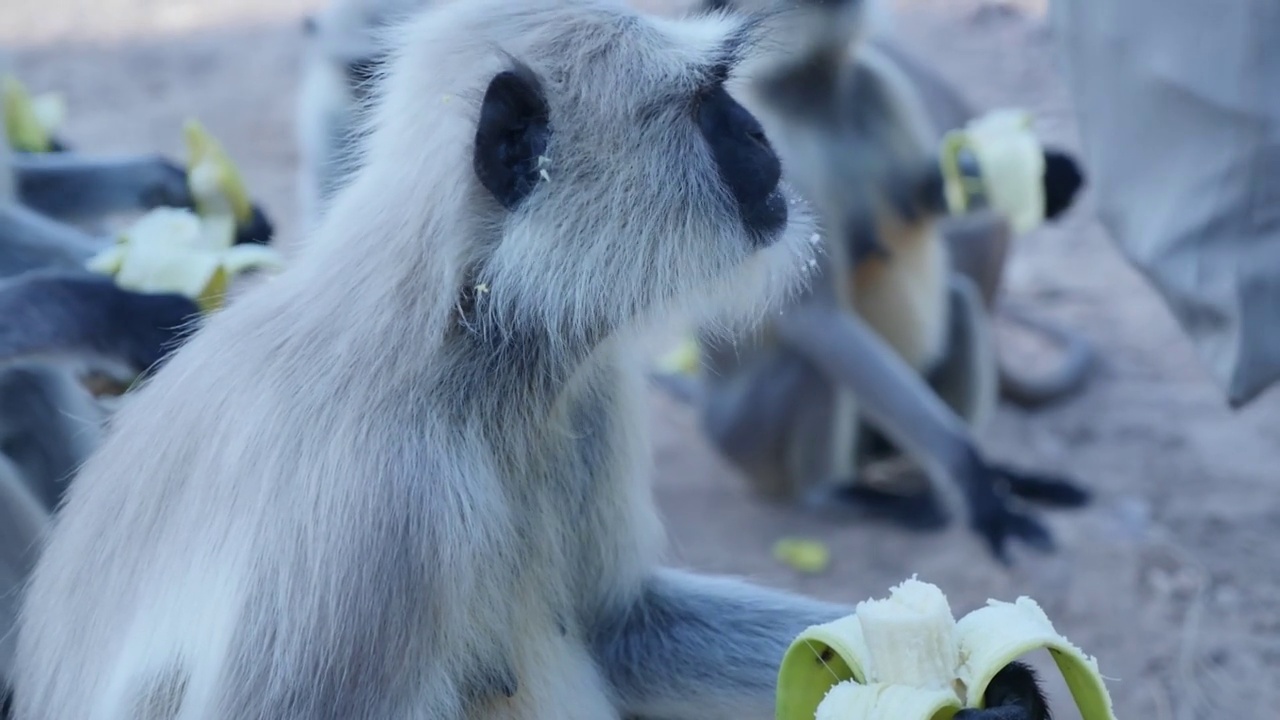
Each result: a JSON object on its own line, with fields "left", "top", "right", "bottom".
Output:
{"left": 3, "top": 0, "right": 1278, "bottom": 716}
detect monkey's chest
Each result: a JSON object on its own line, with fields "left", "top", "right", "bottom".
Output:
{"left": 850, "top": 227, "right": 950, "bottom": 372}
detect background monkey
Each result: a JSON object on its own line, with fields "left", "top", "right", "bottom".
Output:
{"left": 295, "top": 0, "right": 429, "bottom": 230}
{"left": 669, "top": 0, "right": 1089, "bottom": 549}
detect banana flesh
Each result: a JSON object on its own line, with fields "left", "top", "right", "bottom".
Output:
{"left": 939, "top": 108, "right": 1047, "bottom": 234}
{"left": 776, "top": 577, "right": 1117, "bottom": 720}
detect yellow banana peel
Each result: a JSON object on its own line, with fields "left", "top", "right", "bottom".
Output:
{"left": 3, "top": 74, "right": 65, "bottom": 153}
{"left": 776, "top": 577, "right": 1117, "bottom": 720}
{"left": 939, "top": 108, "right": 1046, "bottom": 235}
{"left": 87, "top": 207, "right": 283, "bottom": 314}
{"left": 184, "top": 118, "right": 253, "bottom": 226}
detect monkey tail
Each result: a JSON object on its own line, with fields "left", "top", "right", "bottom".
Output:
{"left": 996, "top": 306, "right": 1094, "bottom": 409}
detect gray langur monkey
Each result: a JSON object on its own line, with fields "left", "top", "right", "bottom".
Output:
{"left": 296, "top": 0, "right": 430, "bottom": 230}
{"left": 666, "top": 0, "right": 1088, "bottom": 552}
{"left": 11, "top": 2, "right": 1056, "bottom": 718}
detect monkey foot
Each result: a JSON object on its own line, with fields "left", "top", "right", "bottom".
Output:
{"left": 993, "top": 465, "right": 1093, "bottom": 509}
{"left": 805, "top": 484, "right": 951, "bottom": 532}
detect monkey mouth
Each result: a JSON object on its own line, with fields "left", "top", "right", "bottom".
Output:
{"left": 744, "top": 188, "right": 789, "bottom": 247}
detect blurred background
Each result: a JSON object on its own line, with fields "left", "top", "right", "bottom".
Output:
{"left": 2, "top": 0, "right": 1276, "bottom": 716}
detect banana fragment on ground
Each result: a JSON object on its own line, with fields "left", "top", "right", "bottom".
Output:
{"left": 773, "top": 538, "right": 832, "bottom": 574}
{"left": 939, "top": 108, "right": 1047, "bottom": 235}
{"left": 87, "top": 207, "right": 282, "bottom": 314}
{"left": 777, "top": 577, "right": 1117, "bottom": 720}
{"left": 2, "top": 74, "right": 66, "bottom": 153}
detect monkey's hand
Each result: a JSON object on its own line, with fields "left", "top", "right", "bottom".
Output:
{"left": 137, "top": 158, "right": 198, "bottom": 210}
{"left": 960, "top": 449, "right": 1057, "bottom": 564}
{"left": 776, "top": 577, "right": 1118, "bottom": 720}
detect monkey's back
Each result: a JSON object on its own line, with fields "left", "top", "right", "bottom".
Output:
{"left": 9, "top": 277, "right": 506, "bottom": 718}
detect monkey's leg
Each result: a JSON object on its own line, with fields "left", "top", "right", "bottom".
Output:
{"left": 698, "top": 349, "right": 822, "bottom": 500}
{"left": 775, "top": 304, "right": 1054, "bottom": 561}
{"left": 11, "top": 153, "right": 193, "bottom": 222}
{"left": 943, "top": 211, "right": 1095, "bottom": 409}
{"left": 929, "top": 274, "right": 998, "bottom": 428}
{"left": 927, "top": 276, "right": 1091, "bottom": 508}
{"left": 592, "top": 568, "right": 849, "bottom": 720}
{"left": 0, "top": 204, "right": 101, "bottom": 277}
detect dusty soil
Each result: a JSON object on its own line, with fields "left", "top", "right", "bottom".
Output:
{"left": 3, "top": 0, "right": 1277, "bottom": 716}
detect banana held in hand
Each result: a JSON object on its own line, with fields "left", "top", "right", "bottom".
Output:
{"left": 87, "top": 207, "right": 283, "bottom": 314}
{"left": 776, "top": 577, "right": 1117, "bottom": 720}
{"left": 184, "top": 118, "right": 254, "bottom": 227}
{"left": 939, "top": 109, "right": 1047, "bottom": 235}
{"left": 3, "top": 74, "right": 66, "bottom": 153}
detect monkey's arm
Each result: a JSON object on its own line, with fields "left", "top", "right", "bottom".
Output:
{"left": 0, "top": 273, "right": 200, "bottom": 375}
{"left": 11, "top": 152, "right": 193, "bottom": 222}
{"left": 593, "top": 567, "right": 849, "bottom": 720}
{"left": 774, "top": 304, "right": 1053, "bottom": 560}
{"left": 0, "top": 203, "right": 101, "bottom": 278}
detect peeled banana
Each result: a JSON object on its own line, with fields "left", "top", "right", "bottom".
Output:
{"left": 3, "top": 74, "right": 66, "bottom": 153}
{"left": 939, "top": 108, "right": 1047, "bottom": 234}
{"left": 777, "top": 577, "right": 1117, "bottom": 720}
{"left": 87, "top": 121, "right": 283, "bottom": 313}
{"left": 87, "top": 207, "right": 282, "bottom": 314}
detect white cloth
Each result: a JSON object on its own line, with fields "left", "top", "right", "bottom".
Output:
{"left": 1050, "top": 0, "right": 1280, "bottom": 407}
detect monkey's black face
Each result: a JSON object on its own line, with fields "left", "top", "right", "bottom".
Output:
{"left": 954, "top": 661, "right": 1052, "bottom": 720}
{"left": 696, "top": 83, "right": 789, "bottom": 244}
{"left": 1041, "top": 147, "right": 1084, "bottom": 221}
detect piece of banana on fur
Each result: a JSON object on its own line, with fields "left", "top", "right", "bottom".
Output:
{"left": 776, "top": 577, "right": 1117, "bottom": 720}
{"left": 2, "top": 73, "right": 66, "bottom": 153}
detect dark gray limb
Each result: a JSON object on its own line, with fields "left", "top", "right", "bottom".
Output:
{"left": 592, "top": 568, "right": 850, "bottom": 720}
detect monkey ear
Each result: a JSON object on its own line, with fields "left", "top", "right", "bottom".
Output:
{"left": 1041, "top": 148, "right": 1084, "bottom": 220}
{"left": 473, "top": 67, "right": 552, "bottom": 211}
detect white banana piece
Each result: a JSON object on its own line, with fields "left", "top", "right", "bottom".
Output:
{"left": 776, "top": 577, "right": 1117, "bottom": 720}
{"left": 939, "top": 108, "right": 1047, "bottom": 235}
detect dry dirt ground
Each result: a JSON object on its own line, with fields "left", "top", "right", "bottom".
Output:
{"left": 3, "top": 0, "right": 1278, "bottom": 717}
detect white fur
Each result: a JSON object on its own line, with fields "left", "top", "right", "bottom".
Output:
{"left": 12, "top": 1, "right": 817, "bottom": 718}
